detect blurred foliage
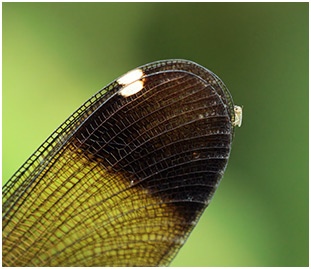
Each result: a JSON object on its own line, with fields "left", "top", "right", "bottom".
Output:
{"left": 3, "top": 2, "right": 308, "bottom": 266}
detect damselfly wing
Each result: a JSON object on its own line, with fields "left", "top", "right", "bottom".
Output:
{"left": 3, "top": 59, "right": 242, "bottom": 266}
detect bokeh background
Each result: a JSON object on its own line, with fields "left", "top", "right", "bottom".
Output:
{"left": 3, "top": 3, "right": 308, "bottom": 267}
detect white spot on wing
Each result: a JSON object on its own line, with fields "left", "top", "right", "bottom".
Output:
{"left": 119, "top": 80, "right": 144, "bottom": 97}
{"left": 117, "top": 69, "right": 144, "bottom": 85}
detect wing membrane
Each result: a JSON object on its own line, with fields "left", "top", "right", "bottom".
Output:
{"left": 3, "top": 60, "right": 235, "bottom": 266}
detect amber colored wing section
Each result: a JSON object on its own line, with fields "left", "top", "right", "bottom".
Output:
{"left": 3, "top": 60, "right": 235, "bottom": 266}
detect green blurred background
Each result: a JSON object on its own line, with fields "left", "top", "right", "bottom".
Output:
{"left": 3, "top": 3, "right": 308, "bottom": 267}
